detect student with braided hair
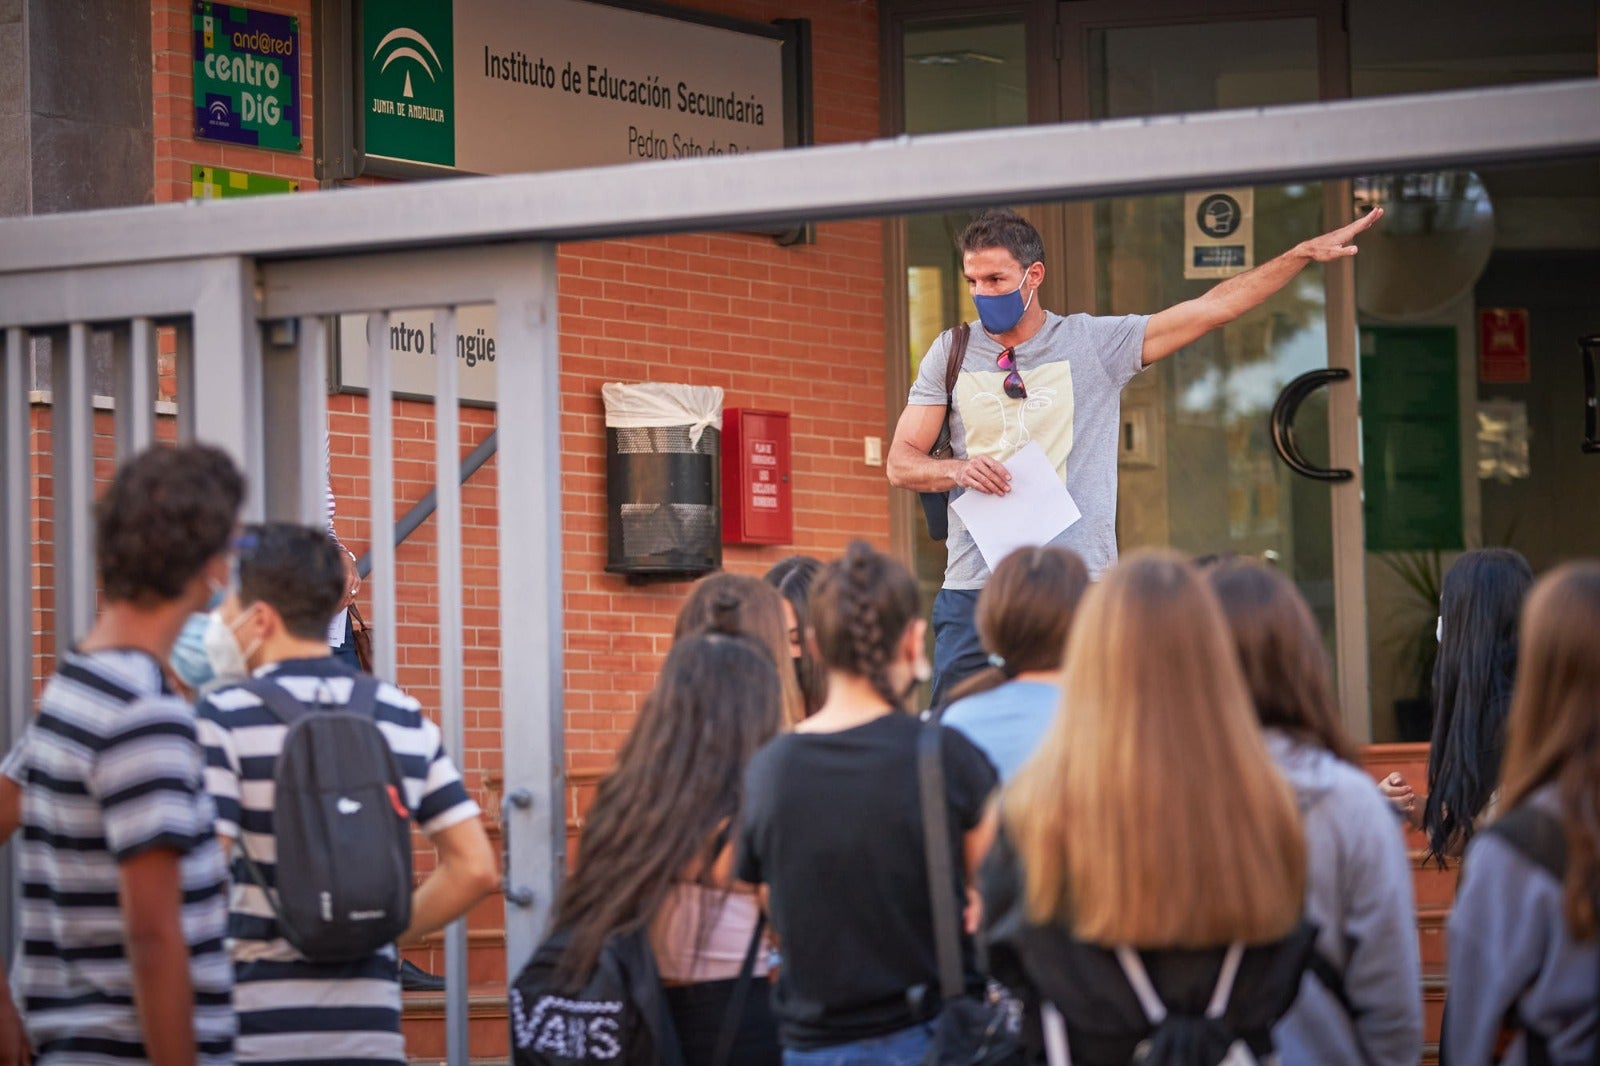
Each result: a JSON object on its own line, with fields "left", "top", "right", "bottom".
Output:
{"left": 736, "top": 541, "right": 999, "bottom": 1066}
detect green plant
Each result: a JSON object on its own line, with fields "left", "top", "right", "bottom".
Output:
{"left": 1378, "top": 548, "right": 1444, "bottom": 704}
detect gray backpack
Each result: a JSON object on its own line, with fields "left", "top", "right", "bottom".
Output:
{"left": 237, "top": 675, "right": 413, "bottom": 962}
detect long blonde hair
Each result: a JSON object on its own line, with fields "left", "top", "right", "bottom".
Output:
{"left": 1003, "top": 550, "right": 1305, "bottom": 947}
{"left": 1497, "top": 562, "right": 1600, "bottom": 937}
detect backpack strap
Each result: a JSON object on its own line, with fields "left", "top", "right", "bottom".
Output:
{"left": 243, "top": 672, "right": 382, "bottom": 726}
{"left": 1307, "top": 951, "right": 1359, "bottom": 1019}
{"left": 944, "top": 323, "right": 969, "bottom": 400}
{"left": 1484, "top": 803, "right": 1567, "bottom": 881}
{"left": 1041, "top": 1002, "right": 1072, "bottom": 1066}
{"left": 929, "top": 324, "right": 972, "bottom": 461}
{"left": 242, "top": 675, "right": 312, "bottom": 725}
{"left": 708, "top": 911, "right": 767, "bottom": 1066}
{"left": 1205, "top": 942, "right": 1246, "bottom": 1019}
{"left": 917, "top": 719, "right": 967, "bottom": 1003}
{"left": 1113, "top": 941, "right": 1245, "bottom": 1025}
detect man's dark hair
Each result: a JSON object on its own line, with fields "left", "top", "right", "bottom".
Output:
{"left": 958, "top": 208, "right": 1046, "bottom": 269}
{"left": 96, "top": 442, "right": 245, "bottom": 605}
{"left": 235, "top": 522, "right": 346, "bottom": 640}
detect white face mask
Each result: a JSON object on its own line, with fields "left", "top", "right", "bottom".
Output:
{"left": 203, "top": 608, "right": 259, "bottom": 684}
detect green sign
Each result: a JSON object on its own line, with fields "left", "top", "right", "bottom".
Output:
{"left": 192, "top": 2, "right": 302, "bottom": 152}
{"left": 1360, "top": 326, "right": 1464, "bottom": 552}
{"left": 191, "top": 165, "right": 300, "bottom": 199}
{"left": 362, "top": 0, "right": 456, "bottom": 168}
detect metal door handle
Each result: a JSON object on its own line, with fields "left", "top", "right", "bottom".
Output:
{"left": 1270, "top": 368, "right": 1353, "bottom": 482}
{"left": 500, "top": 789, "right": 535, "bottom": 908}
{"left": 1581, "top": 335, "right": 1600, "bottom": 454}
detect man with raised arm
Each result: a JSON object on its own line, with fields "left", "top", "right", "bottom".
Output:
{"left": 888, "top": 206, "right": 1382, "bottom": 706}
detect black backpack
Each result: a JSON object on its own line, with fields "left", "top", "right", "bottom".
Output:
{"left": 511, "top": 926, "right": 684, "bottom": 1066}
{"left": 511, "top": 913, "right": 766, "bottom": 1066}
{"left": 235, "top": 674, "right": 413, "bottom": 963}
{"left": 1031, "top": 926, "right": 1318, "bottom": 1066}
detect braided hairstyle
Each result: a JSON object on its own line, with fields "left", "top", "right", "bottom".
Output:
{"left": 810, "top": 541, "right": 921, "bottom": 711}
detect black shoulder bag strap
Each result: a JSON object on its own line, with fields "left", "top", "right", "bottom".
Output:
{"left": 708, "top": 910, "right": 768, "bottom": 1066}
{"left": 918, "top": 719, "right": 967, "bottom": 1004}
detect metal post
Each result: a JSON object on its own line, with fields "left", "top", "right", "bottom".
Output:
{"left": 1, "top": 328, "right": 32, "bottom": 966}
{"left": 192, "top": 259, "right": 260, "bottom": 518}
{"left": 112, "top": 318, "right": 157, "bottom": 460}
{"left": 174, "top": 322, "right": 196, "bottom": 444}
{"left": 51, "top": 324, "right": 95, "bottom": 652}
{"left": 259, "top": 319, "right": 330, "bottom": 526}
{"left": 366, "top": 313, "right": 398, "bottom": 681}
{"left": 297, "top": 318, "right": 331, "bottom": 528}
{"left": 434, "top": 306, "right": 469, "bottom": 1065}
{"left": 495, "top": 244, "right": 565, "bottom": 978}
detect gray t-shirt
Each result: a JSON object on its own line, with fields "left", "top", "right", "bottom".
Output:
{"left": 908, "top": 311, "right": 1148, "bottom": 587}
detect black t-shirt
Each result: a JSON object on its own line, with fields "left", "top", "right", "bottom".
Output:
{"left": 735, "top": 712, "right": 998, "bottom": 1049}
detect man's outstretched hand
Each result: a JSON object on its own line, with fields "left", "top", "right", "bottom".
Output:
{"left": 1297, "top": 205, "right": 1383, "bottom": 262}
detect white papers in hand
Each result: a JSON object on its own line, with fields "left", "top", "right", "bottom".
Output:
{"left": 949, "top": 441, "right": 1081, "bottom": 572}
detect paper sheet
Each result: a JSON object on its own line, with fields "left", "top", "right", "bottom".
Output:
{"left": 949, "top": 441, "right": 1081, "bottom": 571}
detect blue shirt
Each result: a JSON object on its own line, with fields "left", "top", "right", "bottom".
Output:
{"left": 941, "top": 679, "right": 1060, "bottom": 782}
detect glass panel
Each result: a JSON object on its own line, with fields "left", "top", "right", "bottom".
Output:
{"left": 902, "top": 20, "right": 1027, "bottom": 614}
{"left": 1082, "top": 19, "right": 1339, "bottom": 643}
{"left": 1353, "top": 158, "right": 1600, "bottom": 741}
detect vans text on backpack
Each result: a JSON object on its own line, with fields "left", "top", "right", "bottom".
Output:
{"left": 511, "top": 912, "right": 766, "bottom": 1066}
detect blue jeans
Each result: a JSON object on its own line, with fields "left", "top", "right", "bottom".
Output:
{"left": 782, "top": 1023, "right": 934, "bottom": 1066}
{"left": 931, "top": 587, "right": 987, "bottom": 710}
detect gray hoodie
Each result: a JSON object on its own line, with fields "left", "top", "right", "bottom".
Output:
{"left": 1266, "top": 731, "right": 1424, "bottom": 1066}
{"left": 1444, "top": 784, "right": 1599, "bottom": 1065}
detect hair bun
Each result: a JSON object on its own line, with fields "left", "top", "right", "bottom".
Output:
{"left": 708, "top": 592, "right": 742, "bottom": 636}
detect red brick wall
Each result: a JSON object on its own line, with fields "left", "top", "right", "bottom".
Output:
{"left": 142, "top": 1, "right": 888, "bottom": 824}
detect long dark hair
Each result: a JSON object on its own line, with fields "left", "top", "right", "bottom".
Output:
{"left": 764, "top": 555, "right": 827, "bottom": 716}
{"left": 553, "top": 611, "right": 782, "bottom": 985}
{"left": 1206, "top": 560, "right": 1357, "bottom": 763}
{"left": 1499, "top": 563, "right": 1600, "bottom": 937}
{"left": 945, "top": 547, "right": 1088, "bottom": 704}
{"left": 809, "top": 541, "right": 920, "bottom": 712}
{"left": 1425, "top": 548, "right": 1533, "bottom": 863}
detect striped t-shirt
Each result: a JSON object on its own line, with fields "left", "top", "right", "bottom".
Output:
{"left": 5, "top": 648, "right": 235, "bottom": 1064}
{"left": 196, "top": 657, "right": 480, "bottom": 1065}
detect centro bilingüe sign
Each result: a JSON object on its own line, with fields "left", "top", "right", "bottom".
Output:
{"left": 357, "top": 0, "right": 798, "bottom": 176}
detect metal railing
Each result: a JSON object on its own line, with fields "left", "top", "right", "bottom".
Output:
{"left": 1, "top": 79, "right": 1598, "bottom": 1063}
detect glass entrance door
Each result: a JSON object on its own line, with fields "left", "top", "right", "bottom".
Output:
{"left": 1058, "top": 1, "right": 1370, "bottom": 735}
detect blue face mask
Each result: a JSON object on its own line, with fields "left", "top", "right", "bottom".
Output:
{"left": 973, "top": 267, "right": 1037, "bottom": 334}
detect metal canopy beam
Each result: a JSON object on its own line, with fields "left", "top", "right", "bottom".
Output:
{"left": 1, "top": 80, "right": 1597, "bottom": 276}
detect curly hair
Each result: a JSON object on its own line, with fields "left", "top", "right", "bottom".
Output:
{"left": 809, "top": 541, "right": 920, "bottom": 712}
{"left": 95, "top": 443, "right": 245, "bottom": 605}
